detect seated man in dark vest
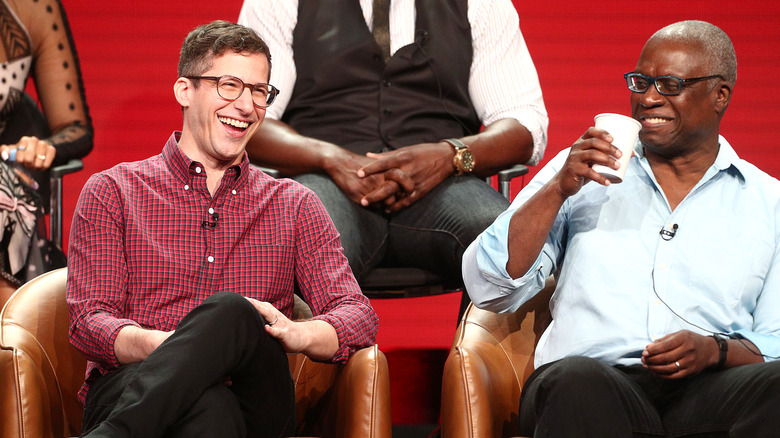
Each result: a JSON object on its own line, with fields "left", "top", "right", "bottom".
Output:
{"left": 237, "top": 0, "right": 548, "bottom": 311}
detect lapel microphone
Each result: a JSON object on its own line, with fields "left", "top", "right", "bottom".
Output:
{"left": 201, "top": 213, "right": 219, "bottom": 229}
{"left": 660, "top": 223, "right": 678, "bottom": 241}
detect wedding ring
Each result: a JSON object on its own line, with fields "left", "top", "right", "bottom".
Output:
{"left": 675, "top": 361, "right": 681, "bottom": 370}
{"left": 17, "top": 146, "right": 26, "bottom": 151}
{"left": 36, "top": 154, "right": 46, "bottom": 160}
{"left": 267, "top": 315, "right": 279, "bottom": 326}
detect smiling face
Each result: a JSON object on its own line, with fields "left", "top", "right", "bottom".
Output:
{"left": 630, "top": 37, "right": 731, "bottom": 161}
{"left": 174, "top": 51, "right": 269, "bottom": 170}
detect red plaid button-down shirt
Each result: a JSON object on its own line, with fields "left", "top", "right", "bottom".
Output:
{"left": 67, "top": 132, "right": 378, "bottom": 403}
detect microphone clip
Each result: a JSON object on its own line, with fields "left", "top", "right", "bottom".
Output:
{"left": 660, "top": 223, "right": 678, "bottom": 241}
{"left": 201, "top": 212, "right": 219, "bottom": 230}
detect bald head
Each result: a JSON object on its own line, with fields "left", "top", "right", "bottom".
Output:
{"left": 649, "top": 20, "right": 737, "bottom": 86}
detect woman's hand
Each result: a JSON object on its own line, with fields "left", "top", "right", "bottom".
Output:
{"left": 0, "top": 136, "right": 56, "bottom": 170}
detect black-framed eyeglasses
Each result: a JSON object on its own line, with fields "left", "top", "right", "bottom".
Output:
{"left": 185, "top": 75, "right": 280, "bottom": 108}
{"left": 624, "top": 72, "right": 725, "bottom": 96}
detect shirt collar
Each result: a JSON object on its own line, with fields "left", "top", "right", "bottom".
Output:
{"left": 634, "top": 134, "right": 746, "bottom": 185}
{"left": 162, "top": 131, "right": 250, "bottom": 189}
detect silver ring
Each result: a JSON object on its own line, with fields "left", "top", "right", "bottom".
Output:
{"left": 267, "top": 315, "right": 279, "bottom": 326}
{"left": 17, "top": 146, "right": 26, "bottom": 151}
{"left": 36, "top": 154, "right": 46, "bottom": 160}
{"left": 675, "top": 361, "right": 681, "bottom": 370}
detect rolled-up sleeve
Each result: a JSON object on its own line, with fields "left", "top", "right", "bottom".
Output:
{"left": 463, "top": 149, "right": 572, "bottom": 313}
{"left": 734, "top": 229, "right": 780, "bottom": 361}
{"left": 67, "top": 173, "right": 137, "bottom": 368}
{"left": 293, "top": 191, "right": 378, "bottom": 362}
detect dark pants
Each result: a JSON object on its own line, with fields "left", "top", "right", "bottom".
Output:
{"left": 81, "top": 292, "right": 296, "bottom": 438}
{"left": 519, "top": 356, "right": 780, "bottom": 437}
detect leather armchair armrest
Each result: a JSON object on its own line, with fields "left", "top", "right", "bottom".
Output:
{"left": 288, "top": 345, "right": 391, "bottom": 438}
{"left": 329, "top": 346, "right": 391, "bottom": 438}
{"left": 442, "top": 334, "right": 523, "bottom": 437}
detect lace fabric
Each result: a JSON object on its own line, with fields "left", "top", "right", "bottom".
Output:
{"left": 0, "top": 0, "right": 93, "bottom": 163}
{"left": 0, "top": 0, "right": 85, "bottom": 284}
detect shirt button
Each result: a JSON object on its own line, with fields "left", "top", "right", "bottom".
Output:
{"left": 382, "top": 80, "right": 391, "bottom": 87}
{"left": 655, "top": 299, "right": 662, "bottom": 306}
{"left": 383, "top": 108, "right": 392, "bottom": 116}
{"left": 232, "top": 189, "right": 237, "bottom": 195}
{"left": 659, "top": 264, "right": 666, "bottom": 271}
{"left": 207, "top": 256, "right": 214, "bottom": 263}
{"left": 184, "top": 184, "right": 190, "bottom": 191}
{"left": 208, "top": 207, "right": 215, "bottom": 215}
{"left": 195, "top": 166, "right": 202, "bottom": 174}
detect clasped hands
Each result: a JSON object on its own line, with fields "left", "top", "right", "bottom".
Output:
{"left": 329, "top": 141, "right": 454, "bottom": 212}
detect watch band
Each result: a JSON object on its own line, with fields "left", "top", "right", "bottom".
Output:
{"left": 710, "top": 334, "right": 728, "bottom": 370}
{"left": 443, "top": 138, "right": 473, "bottom": 175}
{"left": 443, "top": 137, "right": 468, "bottom": 151}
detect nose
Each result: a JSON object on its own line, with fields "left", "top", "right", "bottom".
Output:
{"left": 637, "top": 82, "right": 665, "bottom": 108}
{"left": 233, "top": 87, "right": 256, "bottom": 113}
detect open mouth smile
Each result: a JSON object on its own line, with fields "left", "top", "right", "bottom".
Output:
{"left": 218, "top": 115, "right": 250, "bottom": 131}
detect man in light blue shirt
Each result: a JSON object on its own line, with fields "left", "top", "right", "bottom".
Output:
{"left": 463, "top": 20, "right": 780, "bottom": 437}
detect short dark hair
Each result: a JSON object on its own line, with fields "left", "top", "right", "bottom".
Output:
{"left": 178, "top": 20, "right": 272, "bottom": 80}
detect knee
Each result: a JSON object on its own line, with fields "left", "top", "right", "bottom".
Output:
{"left": 200, "top": 292, "right": 264, "bottom": 325}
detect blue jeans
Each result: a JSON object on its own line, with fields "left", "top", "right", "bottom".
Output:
{"left": 294, "top": 173, "right": 510, "bottom": 282}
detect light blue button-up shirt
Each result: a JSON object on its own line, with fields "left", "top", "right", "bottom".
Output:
{"left": 463, "top": 136, "right": 780, "bottom": 367}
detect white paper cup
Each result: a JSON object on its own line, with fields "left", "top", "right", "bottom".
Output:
{"left": 591, "top": 113, "right": 641, "bottom": 183}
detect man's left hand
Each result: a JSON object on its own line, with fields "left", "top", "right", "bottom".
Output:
{"left": 245, "top": 297, "right": 339, "bottom": 361}
{"left": 641, "top": 330, "right": 718, "bottom": 378}
{"left": 357, "top": 141, "right": 454, "bottom": 212}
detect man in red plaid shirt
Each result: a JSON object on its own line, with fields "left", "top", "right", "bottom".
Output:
{"left": 66, "top": 20, "right": 378, "bottom": 438}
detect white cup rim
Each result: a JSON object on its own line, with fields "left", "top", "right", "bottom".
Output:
{"left": 594, "top": 113, "right": 641, "bottom": 129}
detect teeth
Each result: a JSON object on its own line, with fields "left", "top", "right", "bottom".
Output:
{"left": 218, "top": 116, "right": 249, "bottom": 129}
{"left": 645, "top": 117, "right": 669, "bottom": 124}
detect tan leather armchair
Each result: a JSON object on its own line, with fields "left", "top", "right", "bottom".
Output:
{"left": 440, "top": 278, "right": 555, "bottom": 438}
{"left": 0, "top": 268, "right": 391, "bottom": 438}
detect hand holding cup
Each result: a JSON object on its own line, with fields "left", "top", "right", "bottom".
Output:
{"left": 590, "top": 113, "right": 641, "bottom": 183}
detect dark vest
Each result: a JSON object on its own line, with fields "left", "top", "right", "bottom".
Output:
{"left": 287, "top": 0, "right": 480, "bottom": 155}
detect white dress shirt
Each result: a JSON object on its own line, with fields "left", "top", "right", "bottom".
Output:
{"left": 238, "top": 0, "right": 548, "bottom": 164}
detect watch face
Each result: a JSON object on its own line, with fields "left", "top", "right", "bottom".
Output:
{"left": 460, "top": 150, "right": 475, "bottom": 171}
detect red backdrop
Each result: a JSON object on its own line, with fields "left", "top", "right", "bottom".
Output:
{"left": 53, "top": 0, "right": 780, "bottom": 426}
{"left": 56, "top": 0, "right": 780, "bottom": 351}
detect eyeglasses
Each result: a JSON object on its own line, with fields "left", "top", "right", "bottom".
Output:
{"left": 624, "top": 72, "right": 725, "bottom": 96}
{"left": 185, "top": 75, "right": 280, "bottom": 108}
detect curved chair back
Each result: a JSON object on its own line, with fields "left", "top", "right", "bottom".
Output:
{"left": 440, "top": 278, "right": 555, "bottom": 438}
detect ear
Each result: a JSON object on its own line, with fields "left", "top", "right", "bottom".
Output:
{"left": 173, "top": 77, "right": 191, "bottom": 108}
{"left": 713, "top": 81, "right": 732, "bottom": 115}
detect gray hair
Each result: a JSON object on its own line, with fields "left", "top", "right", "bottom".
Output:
{"left": 650, "top": 20, "right": 736, "bottom": 85}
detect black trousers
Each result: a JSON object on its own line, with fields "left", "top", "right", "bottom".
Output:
{"left": 518, "top": 356, "right": 780, "bottom": 437}
{"left": 81, "top": 292, "right": 296, "bottom": 438}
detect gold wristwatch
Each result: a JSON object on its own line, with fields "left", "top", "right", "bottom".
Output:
{"left": 444, "top": 138, "right": 475, "bottom": 175}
